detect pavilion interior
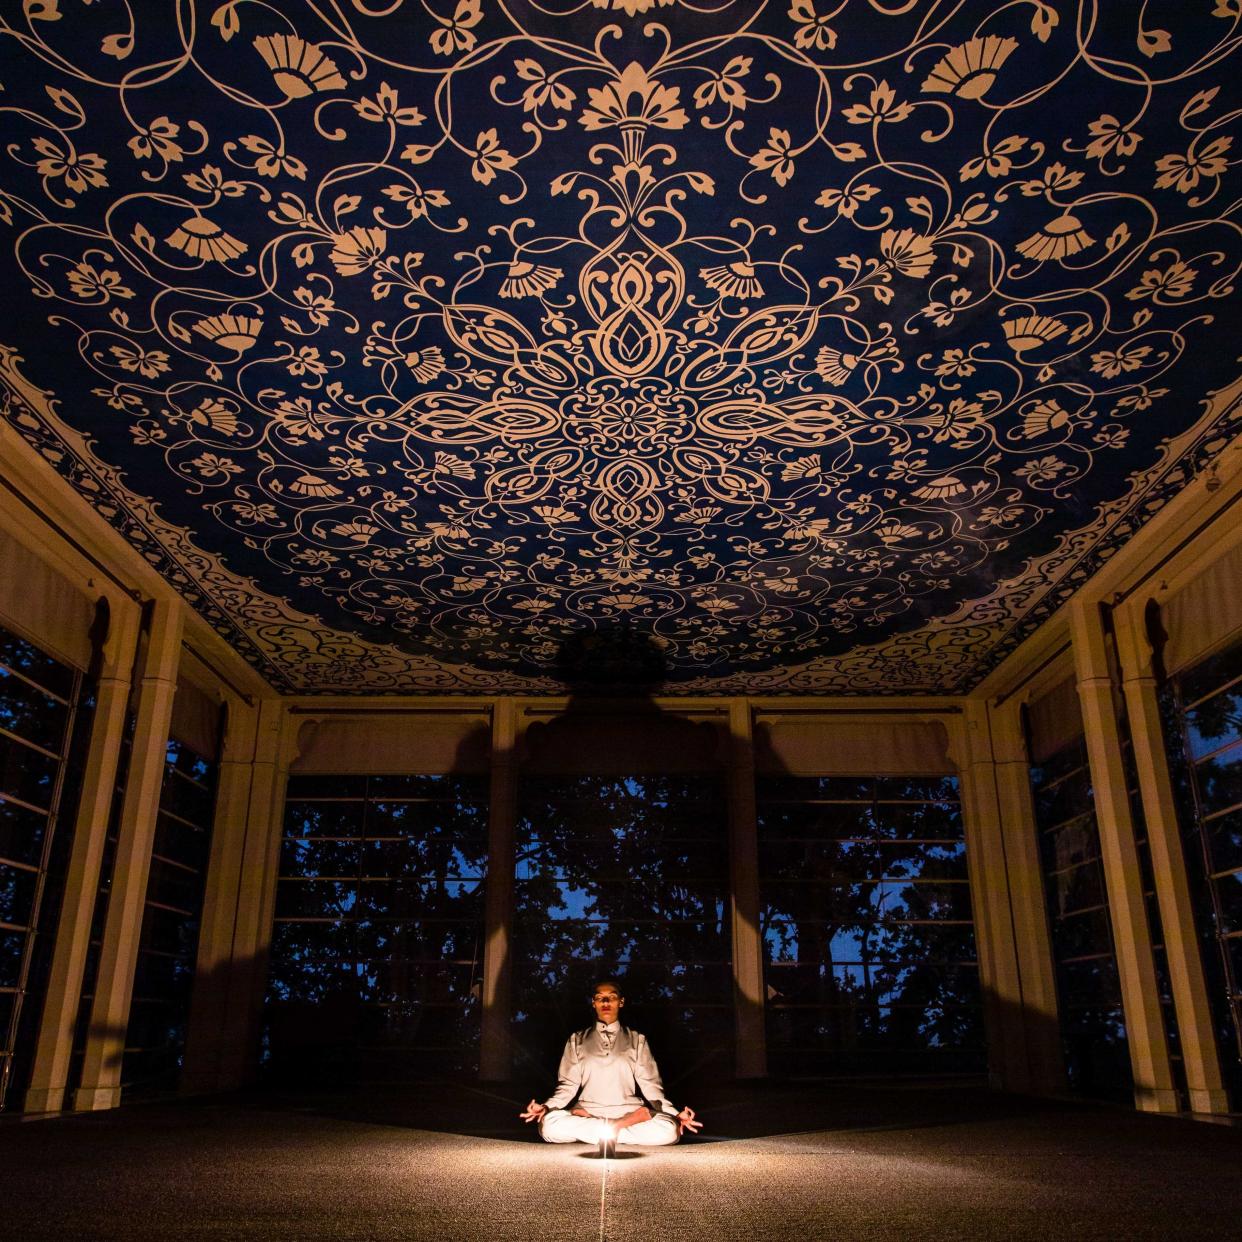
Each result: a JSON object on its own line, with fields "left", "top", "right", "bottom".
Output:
{"left": 1, "top": 0, "right": 1242, "bottom": 1236}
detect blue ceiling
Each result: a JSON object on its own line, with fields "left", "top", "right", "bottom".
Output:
{"left": 0, "top": 1, "right": 1239, "bottom": 693}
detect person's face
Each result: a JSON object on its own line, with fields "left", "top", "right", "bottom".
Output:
{"left": 591, "top": 984, "right": 624, "bottom": 1025}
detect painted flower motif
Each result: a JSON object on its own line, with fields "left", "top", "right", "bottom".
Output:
{"left": 430, "top": 0, "right": 482, "bottom": 57}
{"left": 815, "top": 182, "right": 880, "bottom": 218}
{"left": 128, "top": 116, "right": 183, "bottom": 162}
{"left": 1015, "top": 213, "right": 1094, "bottom": 262}
{"left": 693, "top": 56, "right": 752, "bottom": 111}
{"left": 515, "top": 59, "right": 575, "bottom": 112}
{"left": 580, "top": 62, "right": 688, "bottom": 132}
{"left": 329, "top": 226, "right": 388, "bottom": 276}
{"left": 1014, "top": 455, "right": 1069, "bottom": 484}
{"left": 875, "top": 519, "right": 924, "bottom": 545}
{"left": 284, "top": 473, "right": 342, "bottom": 498}
{"left": 470, "top": 129, "right": 517, "bottom": 185}
{"left": 32, "top": 138, "right": 108, "bottom": 194}
{"left": 934, "top": 348, "right": 975, "bottom": 377}
{"left": 499, "top": 260, "right": 563, "bottom": 299}
{"left": 331, "top": 520, "right": 380, "bottom": 543}
{"left": 404, "top": 346, "right": 446, "bottom": 382}
{"left": 1090, "top": 344, "right": 1151, "bottom": 379}
{"left": 192, "top": 313, "right": 263, "bottom": 352}
{"left": 293, "top": 286, "right": 335, "bottom": 325}
{"left": 814, "top": 347, "right": 859, "bottom": 385}
{"left": 1154, "top": 136, "right": 1233, "bottom": 194}
{"left": 66, "top": 261, "right": 133, "bottom": 302}
{"left": 166, "top": 217, "right": 248, "bottom": 263}
{"left": 190, "top": 452, "right": 243, "bottom": 480}
{"left": 601, "top": 592, "right": 653, "bottom": 611}
{"left": 1002, "top": 313, "right": 1069, "bottom": 355}
{"left": 921, "top": 36, "right": 1018, "bottom": 99}
{"left": 533, "top": 504, "right": 573, "bottom": 524}
{"left": 1020, "top": 399, "right": 1071, "bottom": 439}
{"left": 1085, "top": 114, "right": 1141, "bottom": 162}
{"left": 700, "top": 261, "right": 764, "bottom": 300}
{"left": 781, "top": 455, "right": 822, "bottom": 482}
{"left": 749, "top": 128, "right": 796, "bottom": 186}
{"left": 960, "top": 135, "right": 1027, "bottom": 181}
{"left": 381, "top": 183, "right": 450, "bottom": 219}
{"left": 286, "top": 346, "right": 327, "bottom": 378}
{"left": 1126, "top": 259, "right": 1197, "bottom": 301}
{"left": 589, "top": 0, "right": 674, "bottom": 13}
{"left": 788, "top": 0, "right": 837, "bottom": 51}
{"left": 842, "top": 80, "right": 913, "bottom": 125}
{"left": 880, "top": 228, "right": 936, "bottom": 278}
{"left": 238, "top": 134, "right": 307, "bottom": 179}
{"left": 354, "top": 82, "right": 425, "bottom": 126}
{"left": 253, "top": 35, "right": 346, "bottom": 99}
{"left": 110, "top": 344, "right": 170, "bottom": 379}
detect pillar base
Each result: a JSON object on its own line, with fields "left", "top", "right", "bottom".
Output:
{"left": 1134, "top": 1085, "right": 1181, "bottom": 1114}
{"left": 73, "top": 1085, "right": 122, "bottom": 1112}
{"left": 1188, "top": 1087, "right": 1232, "bottom": 1115}
{"left": 22, "top": 1085, "right": 66, "bottom": 1113}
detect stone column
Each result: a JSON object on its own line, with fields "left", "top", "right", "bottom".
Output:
{"left": 955, "top": 704, "right": 1029, "bottom": 1091}
{"left": 1114, "top": 602, "right": 1229, "bottom": 1114}
{"left": 1070, "top": 598, "right": 1179, "bottom": 1113}
{"left": 24, "top": 595, "right": 141, "bottom": 1113}
{"left": 214, "top": 698, "right": 290, "bottom": 1089}
{"left": 180, "top": 698, "right": 259, "bottom": 1096}
{"left": 728, "top": 700, "right": 767, "bottom": 1078}
{"left": 480, "top": 698, "right": 518, "bottom": 1081}
{"left": 74, "top": 597, "right": 184, "bottom": 1111}
{"left": 987, "top": 697, "right": 1066, "bottom": 1095}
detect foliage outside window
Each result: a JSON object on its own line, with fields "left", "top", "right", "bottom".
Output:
{"left": 1165, "top": 637, "right": 1242, "bottom": 1105}
{"left": 266, "top": 774, "right": 487, "bottom": 1081}
{"left": 514, "top": 775, "right": 731, "bottom": 1085}
{"left": 0, "top": 624, "right": 89, "bottom": 1111}
{"left": 122, "top": 738, "right": 218, "bottom": 1095}
{"left": 756, "top": 775, "right": 983, "bottom": 1077}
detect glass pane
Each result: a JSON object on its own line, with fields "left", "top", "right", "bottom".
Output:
{"left": 1184, "top": 683, "right": 1242, "bottom": 760}
{"left": 0, "top": 629, "right": 75, "bottom": 700}
{"left": 0, "top": 667, "right": 70, "bottom": 754}
{"left": 0, "top": 798, "right": 49, "bottom": 869}
{"left": 0, "top": 734, "right": 58, "bottom": 811}
{"left": 1196, "top": 741, "right": 1242, "bottom": 815}
{"left": 0, "top": 863, "right": 39, "bottom": 929}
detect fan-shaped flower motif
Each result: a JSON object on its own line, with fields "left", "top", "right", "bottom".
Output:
{"left": 253, "top": 35, "right": 346, "bottom": 99}
{"left": 1021, "top": 399, "right": 1071, "bottom": 439}
{"left": 601, "top": 592, "right": 653, "bottom": 610}
{"left": 580, "top": 62, "right": 688, "bottom": 132}
{"left": 876, "top": 519, "right": 924, "bottom": 545}
{"left": 590, "top": 0, "right": 673, "bottom": 13}
{"left": 499, "top": 260, "right": 563, "bottom": 299}
{"left": 188, "top": 397, "right": 239, "bottom": 435}
{"left": 329, "top": 226, "right": 387, "bottom": 276}
{"left": 815, "top": 346, "right": 860, "bottom": 385}
{"left": 1016, "top": 214, "right": 1094, "bottom": 262}
{"left": 192, "top": 313, "right": 262, "bottom": 352}
{"left": 166, "top": 217, "right": 248, "bottom": 263}
{"left": 404, "top": 347, "right": 446, "bottom": 382}
{"left": 700, "top": 261, "right": 764, "bottom": 300}
{"left": 921, "top": 36, "right": 1018, "bottom": 100}
{"left": 286, "top": 473, "right": 342, "bottom": 498}
{"left": 880, "top": 228, "right": 936, "bottom": 278}
{"left": 1002, "top": 314, "right": 1069, "bottom": 355}
{"left": 332, "top": 520, "right": 380, "bottom": 543}
{"left": 781, "top": 455, "right": 821, "bottom": 481}
{"left": 913, "top": 475, "right": 967, "bottom": 500}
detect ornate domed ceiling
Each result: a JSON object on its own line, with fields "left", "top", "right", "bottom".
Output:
{"left": 0, "top": 1, "right": 1239, "bottom": 693}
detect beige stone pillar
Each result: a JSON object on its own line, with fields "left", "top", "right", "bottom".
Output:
{"left": 1114, "top": 603, "right": 1229, "bottom": 1114}
{"left": 727, "top": 700, "right": 767, "bottom": 1078}
{"left": 23, "top": 595, "right": 141, "bottom": 1113}
{"left": 180, "top": 698, "right": 259, "bottom": 1096}
{"left": 480, "top": 698, "right": 517, "bottom": 1081}
{"left": 955, "top": 705, "right": 1029, "bottom": 1091}
{"left": 74, "top": 597, "right": 184, "bottom": 1111}
{"left": 214, "top": 698, "right": 289, "bottom": 1089}
{"left": 987, "top": 698, "right": 1066, "bottom": 1095}
{"left": 1070, "top": 598, "right": 1179, "bottom": 1112}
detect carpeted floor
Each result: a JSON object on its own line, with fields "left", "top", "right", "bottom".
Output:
{"left": 3, "top": 1080, "right": 1240, "bottom": 1240}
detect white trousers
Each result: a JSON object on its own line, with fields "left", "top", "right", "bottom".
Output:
{"left": 539, "top": 1109, "right": 680, "bottom": 1147}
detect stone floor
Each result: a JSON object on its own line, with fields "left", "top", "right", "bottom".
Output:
{"left": 3, "top": 1079, "right": 1241, "bottom": 1240}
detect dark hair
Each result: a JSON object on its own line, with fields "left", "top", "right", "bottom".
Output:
{"left": 590, "top": 976, "right": 624, "bottom": 996}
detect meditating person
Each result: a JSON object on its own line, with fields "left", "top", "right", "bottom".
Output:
{"left": 519, "top": 977, "right": 703, "bottom": 1150}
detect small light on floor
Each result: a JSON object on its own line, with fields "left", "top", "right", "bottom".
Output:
{"left": 597, "top": 1122, "right": 615, "bottom": 1160}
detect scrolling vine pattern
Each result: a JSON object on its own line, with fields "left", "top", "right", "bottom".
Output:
{"left": 0, "top": 1, "right": 1238, "bottom": 691}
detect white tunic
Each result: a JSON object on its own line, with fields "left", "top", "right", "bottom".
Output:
{"left": 542, "top": 1021, "right": 677, "bottom": 1120}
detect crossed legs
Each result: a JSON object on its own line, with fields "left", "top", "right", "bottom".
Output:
{"left": 539, "top": 1109, "right": 680, "bottom": 1147}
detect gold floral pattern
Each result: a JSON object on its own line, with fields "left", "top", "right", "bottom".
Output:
{"left": 0, "top": 1, "right": 1239, "bottom": 693}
